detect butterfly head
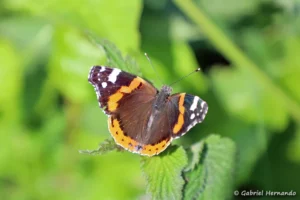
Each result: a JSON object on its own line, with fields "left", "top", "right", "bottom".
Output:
{"left": 160, "top": 85, "right": 172, "bottom": 95}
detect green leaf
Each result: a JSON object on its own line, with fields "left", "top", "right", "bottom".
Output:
{"left": 124, "top": 55, "right": 142, "bottom": 77}
{"left": 87, "top": 33, "right": 142, "bottom": 75}
{"left": 183, "top": 135, "right": 236, "bottom": 200}
{"left": 79, "top": 138, "right": 123, "bottom": 156}
{"left": 141, "top": 146, "right": 188, "bottom": 200}
{"left": 86, "top": 33, "right": 125, "bottom": 68}
{"left": 201, "top": 108, "right": 268, "bottom": 184}
{"left": 100, "top": 39, "right": 128, "bottom": 70}
{"left": 185, "top": 142, "right": 205, "bottom": 172}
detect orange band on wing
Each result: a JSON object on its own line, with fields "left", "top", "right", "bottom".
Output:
{"left": 107, "top": 77, "right": 144, "bottom": 112}
{"left": 139, "top": 139, "right": 171, "bottom": 156}
{"left": 173, "top": 93, "right": 185, "bottom": 134}
{"left": 108, "top": 116, "right": 172, "bottom": 156}
{"left": 119, "top": 77, "right": 143, "bottom": 93}
{"left": 107, "top": 92, "right": 124, "bottom": 111}
{"left": 108, "top": 117, "right": 138, "bottom": 151}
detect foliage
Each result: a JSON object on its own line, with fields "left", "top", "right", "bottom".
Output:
{"left": 183, "top": 135, "right": 236, "bottom": 200}
{"left": 141, "top": 146, "right": 188, "bottom": 200}
{"left": 0, "top": 0, "right": 300, "bottom": 199}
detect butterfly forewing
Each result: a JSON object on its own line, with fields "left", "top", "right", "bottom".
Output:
{"left": 88, "top": 66, "right": 156, "bottom": 115}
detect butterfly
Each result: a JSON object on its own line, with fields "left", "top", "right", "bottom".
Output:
{"left": 88, "top": 66, "right": 208, "bottom": 156}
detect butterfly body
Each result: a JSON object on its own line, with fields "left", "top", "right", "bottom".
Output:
{"left": 88, "top": 66, "right": 208, "bottom": 156}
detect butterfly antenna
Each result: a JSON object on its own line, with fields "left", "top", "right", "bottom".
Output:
{"left": 145, "top": 53, "right": 163, "bottom": 85}
{"left": 169, "top": 68, "right": 201, "bottom": 86}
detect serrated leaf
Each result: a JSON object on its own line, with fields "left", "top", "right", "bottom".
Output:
{"left": 185, "top": 141, "right": 205, "bottom": 172}
{"left": 183, "top": 135, "right": 236, "bottom": 200}
{"left": 79, "top": 138, "right": 123, "bottom": 156}
{"left": 201, "top": 110, "right": 268, "bottom": 184}
{"left": 102, "top": 39, "right": 127, "bottom": 70}
{"left": 87, "top": 33, "right": 141, "bottom": 74}
{"left": 141, "top": 146, "right": 188, "bottom": 200}
{"left": 87, "top": 35, "right": 127, "bottom": 70}
{"left": 124, "top": 55, "right": 142, "bottom": 76}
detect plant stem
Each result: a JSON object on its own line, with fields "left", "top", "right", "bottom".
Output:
{"left": 174, "top": 0, "right": 300, "bottom": 122}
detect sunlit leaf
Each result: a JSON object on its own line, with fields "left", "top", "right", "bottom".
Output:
{"left": 183, "top": 135, "right": 236, "bottom": 200}
{"left": 141, "top": 146, "right": 188, "bottom": 200}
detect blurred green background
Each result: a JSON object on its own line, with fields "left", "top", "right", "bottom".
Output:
{"left": 0, "top": 0, "right": 300, "bottom": 199}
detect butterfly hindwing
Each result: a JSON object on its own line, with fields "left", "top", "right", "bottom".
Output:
{"left": 168, "top": 93, "right": 208, "bottom": 138}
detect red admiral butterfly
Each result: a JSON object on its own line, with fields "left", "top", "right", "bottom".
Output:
{"left": 88, "top": 66, "right": 208, "bottom": 156}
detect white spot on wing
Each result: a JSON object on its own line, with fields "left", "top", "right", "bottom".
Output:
{"left": 190, "top": 96, "right": 200, "bottom": 111}
{"left": 102, "top": 82, "right": 107, "bottom": 88}
{"left": 190, "top": 113, "right": 195, "bottom": 120}
{"left": 187, "top": 120, "right": 198, "bottom": 132}
{"left": 100, "top": 67, "right": 105, "bottom": 72}
{"left": 108, "top": 68, "right": 121, "bottom": 83}
{"left": 201, "top": 101, "right": 206, "bottom": 109}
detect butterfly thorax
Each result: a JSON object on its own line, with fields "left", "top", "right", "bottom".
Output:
{"left": 145, "top": 85, "right": 172, "bottom": 133}
{"left": 154, "top": 85, "right": 172, "bottom": 109}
